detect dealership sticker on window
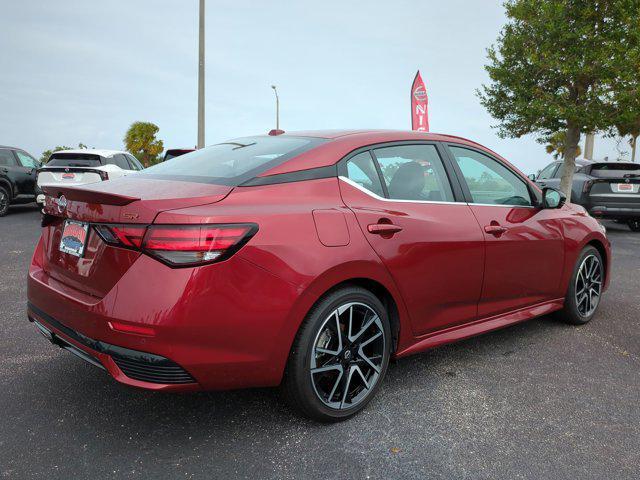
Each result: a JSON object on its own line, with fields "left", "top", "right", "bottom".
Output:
{"left": 59, "top": 220, "right": 89, "bottom": 257}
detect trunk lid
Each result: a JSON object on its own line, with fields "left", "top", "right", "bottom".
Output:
{"left": 40, "top": 177, "right": 233, "bottom": 298}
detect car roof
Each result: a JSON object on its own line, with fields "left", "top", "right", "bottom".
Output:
{"left": 52, "top": 149, "right": 129, "bottom": 157}
{"left": 259, "top": 129, "right": 511, "bottom": 177}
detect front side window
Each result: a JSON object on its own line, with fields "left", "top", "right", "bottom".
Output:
{"left": 537, "top": 162, "right": 559, "bottom": 180}
{"left": 345, "top": 151, "right": 384, "bottom": 196}
{"left": 139, "top": 136, "right": 323, "bottom": 185}
{"left": 15, "top": 151, "right": 39, "bottom": 168}
{"left": 373, "top": 144, "right": 454, "bottom": 202}
{"left": 450, "top": 146, "right": 532, "bottom": 206}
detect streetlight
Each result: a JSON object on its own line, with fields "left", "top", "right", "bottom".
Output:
{"left": 271, "top": 85, "right": 280, "bottom": 131}
{"left": 197, "top": 0, "right": 205, "bottom": 149}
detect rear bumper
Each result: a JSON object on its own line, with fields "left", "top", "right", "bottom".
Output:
{"left": 27, "top": 236, "right": 303, "bottom": 392}
{"left": 28, "top": 303, "right": 198, "bottom": 390}
{"left": 585, "top": 196, "right": 640, "bottom": 219}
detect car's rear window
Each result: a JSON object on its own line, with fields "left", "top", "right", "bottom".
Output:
{"left": 590, "top": 163, "right": 640, "bottom": 178}
{"left": 47, "top": 153, "right": 102, "bottom": 167}
{"left": 140, "top": 136, "right": 324, "bottom": 185}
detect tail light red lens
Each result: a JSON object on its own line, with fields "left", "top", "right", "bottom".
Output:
{"left": 94, "top": 224, "right": 146, "bottom": 248}
{"left": 94, "top": 223, "right": 258, "bottom": 267}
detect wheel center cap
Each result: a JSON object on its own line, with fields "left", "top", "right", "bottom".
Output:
{"left": 343, "top": 350, "right": 352, "bottom": 361}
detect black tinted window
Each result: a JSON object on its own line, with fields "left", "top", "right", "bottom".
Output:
{"left": 590, "top": 163, "right": 640, "bottom": 178}
{"left": 0, "top": 149, "right": 17, "bottom": 166}
{"left": 139, "top": 136, "right": 324, "bottom": 185}
{"left": 48, "top": 153, "right": 102, "bottom": 167}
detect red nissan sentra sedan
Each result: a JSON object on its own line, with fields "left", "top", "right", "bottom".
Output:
{"left": 27, "top": 130, "right": 610, "bottom": 421}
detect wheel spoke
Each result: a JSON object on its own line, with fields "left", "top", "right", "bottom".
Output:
{"left": 349, "top": 314, "right": 379, "bottom": 343}
{"left": 357, "top": 347, "right": 381, "bottom": 373}
{"left": 311, "top": 363, "right": 343, "bottom": 375}
{"left": 340, "top": 366, "right": 355, "bottom": 409}
{"left": 327, "top": 369, "right": 344, "bottom": 402}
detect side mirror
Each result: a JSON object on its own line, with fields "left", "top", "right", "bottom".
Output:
{"left": 527, "top": 174, "right": 537, "bottom": 181}
{"left": 542, "top": 187, "right": 566, "bottom": 209}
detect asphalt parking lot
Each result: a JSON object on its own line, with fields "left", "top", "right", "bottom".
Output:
{"left": 1, "top": 204, "right": 638, "bottom": 479}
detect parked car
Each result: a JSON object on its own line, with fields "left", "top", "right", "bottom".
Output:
{"left": 163, "top": 148, "right": 195, "bottom": 161}
{"left": 28, "top": 130, "right": 610, "bottom": 421}
{"left": 0, "top": 145, "right": 41, "bottom": 216}
{"left": 36, "top": 149, "right": 144, "bottom": 207}
{"left": 532, "top": 159, "right": 640, "bottom": 231}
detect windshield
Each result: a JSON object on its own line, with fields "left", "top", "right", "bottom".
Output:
{"left": 590, "top": 163, "right": 640, "bottom": 178}
{"left": 140, "top": 136, "right": 324, "bottom": 185}
{"left": 47, "top": 153, "right": 102, "bottom": 167}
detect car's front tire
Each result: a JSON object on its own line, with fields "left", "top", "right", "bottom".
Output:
{"left": 282, "top": 286, "right": 391, "bottom": 422}
{"left": 0, "top": 186, "right": 10, "bottom": 216}
{"left": 556, "top": 245, "right": 604, "bottom": 325}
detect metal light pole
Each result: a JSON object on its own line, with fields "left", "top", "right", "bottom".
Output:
{"left": 197, "top": 0, "right": 205, "bottom": 149}
{"left": 271, "top": 85, "right": 280, "bottom": 131}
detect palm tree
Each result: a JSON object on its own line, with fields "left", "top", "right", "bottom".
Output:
{"left": 545, "top": 131, "right": 581, "bottom": 160}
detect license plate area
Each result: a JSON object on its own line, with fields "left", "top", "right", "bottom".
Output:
{"left": 59, "top": 220, "right": 89, "bottom": 257}
{"left": 612, "top": 183, "right": 639, "bottom": 193}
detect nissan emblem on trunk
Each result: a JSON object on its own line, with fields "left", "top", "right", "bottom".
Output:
{"left": 56, "top": 195, "right": 67, "bottom": 214}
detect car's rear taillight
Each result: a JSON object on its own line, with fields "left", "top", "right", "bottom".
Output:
{"left": 583, "top": 180, "right": 594, "bottom": 193}
{"left": 94, "top": 224, "right": 146, "bottom": 248}
{"left": 94, "top": 223, "right": 257, "bottom": 267}
{"left": 143, "top": 224, "right": 257, "bottom": 266}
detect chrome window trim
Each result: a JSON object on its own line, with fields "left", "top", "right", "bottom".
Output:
{"left": 338, "top": 176, "right": 463, "bottom": 205}
{"left": 339, "top": 176, "right": 539, "bottom": 209}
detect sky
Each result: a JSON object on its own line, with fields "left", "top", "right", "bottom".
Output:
{"left": 0, "top": 0, "right": 633, "bottom": 174}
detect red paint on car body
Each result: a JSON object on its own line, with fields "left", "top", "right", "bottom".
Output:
{"left": 27, "top": 130, "right": 611, "bottom": 392}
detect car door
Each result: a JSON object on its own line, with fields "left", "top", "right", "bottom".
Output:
{"left": 338, "top": 143, "right": 485, "bottom": 336}
{"left": 0, "top": 148, "right": 29, "bottom": 197}
{"left": 447, "top": 145, "right": 565, "bottom": 318}
{"left": 13, "top": 150, "right": 40, "bottom": 195}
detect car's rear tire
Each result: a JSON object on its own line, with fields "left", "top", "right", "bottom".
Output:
{"left": 628, "top": 219, "right": 640, "bottom": 232}
{"left": 555, "top": 245, "right": 604, "bottom": 325}
{"left": 0, "top": 186, "right": 10, "bottom": 217}
{"left": 282, "top": 286, "right": 391, "bottom": 422}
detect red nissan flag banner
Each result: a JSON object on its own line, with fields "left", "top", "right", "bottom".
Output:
{"left": 411, "top": 70, "right": 429, "bottom": 132}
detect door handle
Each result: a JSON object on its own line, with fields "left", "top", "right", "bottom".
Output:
{"left": 367, "top": 223, "right": 403, "bottom": 235}
{"left": 484, "top": 224, "right": 508, "bottom": 236}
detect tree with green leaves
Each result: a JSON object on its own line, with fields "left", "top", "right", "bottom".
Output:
{"left": 40, "top": 143, "right": 88, "bottom": 163}
{"left": 478, "top": 0, "right": 640, "bottom": 197}
{"left": 123, "top": 122, "right": 164, "bottom": 167}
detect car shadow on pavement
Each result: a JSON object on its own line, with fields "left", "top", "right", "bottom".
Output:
{"left": 17, "top": 314, "right": 570, "bottom": 435}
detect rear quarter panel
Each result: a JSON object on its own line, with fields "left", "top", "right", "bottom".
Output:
{"left": 155, "top": 177, "right": 412, "bottom": 369}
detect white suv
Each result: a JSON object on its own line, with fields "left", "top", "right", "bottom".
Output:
{"left": 36, "top": 149, "right": 143, "bottom": 206}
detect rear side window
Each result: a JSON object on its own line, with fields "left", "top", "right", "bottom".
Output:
{"left": 0, "top": 149, "right": 17, "bottom": 166}
{"left": 346, "top": 152, "right": 385, "bottom": 197}
{"left": 589, "top": 163, "right": 640, "bottom": 178}
{"left": 373, "top": 144, "right": 454, "bottom": 202}
{"left": 48, "top": 153, "right": 102, "bottom": 167}
{"left": 107, "top": 154, "right": 130, "bottom": 170}
{"left": 126, "top": 154, "right": 143, "bottom": 171}
{"left": 139, "top": 136, "right": 324, "bottom": 185}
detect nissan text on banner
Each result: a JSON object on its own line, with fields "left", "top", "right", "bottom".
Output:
{"left": 411, "top": 70, "right": 429, "bottom": 132}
